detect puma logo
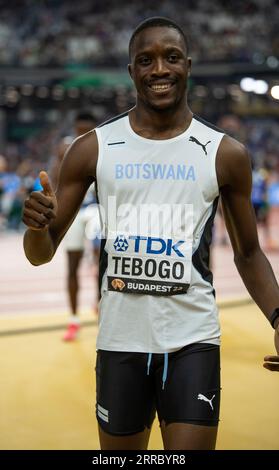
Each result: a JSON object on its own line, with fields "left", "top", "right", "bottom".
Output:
{"left": 111, "top": 278, "right": 125, "bottom": 291}
{"left": 197, "top": 393, "right": 215, "bottom": 410}
{"left": 189, "top": 136, "right": 211, "bottom": 155}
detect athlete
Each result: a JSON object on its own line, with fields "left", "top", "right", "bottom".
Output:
{"left": 50, "top": 111, "right": 100, "bottom": 341}
{"left": 251, "top": 164, "right": 272, "bottom": 249}
{"left": 22, "top": 18, "right": 279, "bottom": 450}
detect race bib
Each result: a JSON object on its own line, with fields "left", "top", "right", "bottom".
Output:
{"left": 106, "top": 234, "right": 192, "bottom": 296}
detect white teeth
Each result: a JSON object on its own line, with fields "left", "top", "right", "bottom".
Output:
{"left": 150, "top": 83, "right": 172, "bottom": 91}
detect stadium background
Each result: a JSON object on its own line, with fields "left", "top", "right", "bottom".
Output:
{"left": 0, "top": 0, "right": 279, "bottom": 450}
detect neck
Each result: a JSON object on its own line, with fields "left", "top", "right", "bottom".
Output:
{"left": 130, "top": 97, "right": 192, "bottom": 137}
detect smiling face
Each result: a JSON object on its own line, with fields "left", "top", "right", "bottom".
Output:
{"left": 129, "top": 26, "right": 191, "bottom": 112}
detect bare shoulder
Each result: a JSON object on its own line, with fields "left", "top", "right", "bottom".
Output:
{"left": 216, "top": 134, "right": 252, "bottom": 191}
{"left": 61, "top": 129, "right": 98, "bottom": 180}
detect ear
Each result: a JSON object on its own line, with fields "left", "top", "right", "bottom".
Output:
{"left": 187, "top": 57, "right": 192, "bottom": 77}
{"left": 128, "top": 63, "right": 133, "bottom": 81}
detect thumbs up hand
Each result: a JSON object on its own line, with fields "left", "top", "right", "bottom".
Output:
{"left": 39, "top": 171, "right": 55, "bottom": 197}
{"left": 22, "top": 171, "right": 58, "bottom": 231}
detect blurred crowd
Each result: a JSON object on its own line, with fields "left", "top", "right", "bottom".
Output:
{"left": 0, "top": 0, "right": 278, "bottom": 67}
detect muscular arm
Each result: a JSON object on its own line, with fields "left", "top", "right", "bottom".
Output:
{"left": 23, "top": 130, "right": 98, "bottom": 265}
{"left": 216, "top": 136, "right": 279, "bottom": 328}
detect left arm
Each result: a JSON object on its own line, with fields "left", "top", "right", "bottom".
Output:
{"left": 216, "top": 136, "right": 279, "bottom": 371}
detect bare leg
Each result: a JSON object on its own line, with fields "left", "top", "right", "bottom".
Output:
{"left": 98, "top": 425, "right": 151, "bottom": 450}
{"left": 67, "top": 250, "right": 83, "bottom": 314}
{"left": 161, "top": 421, "right": 218, "bottom": 450}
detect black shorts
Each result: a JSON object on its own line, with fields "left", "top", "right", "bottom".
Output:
{"left": 95, "top": 342, "right": 221, "bottom": 436}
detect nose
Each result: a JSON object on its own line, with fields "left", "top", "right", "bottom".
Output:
{"left": 151, "top": 57, "right": 170, "bottom": 77}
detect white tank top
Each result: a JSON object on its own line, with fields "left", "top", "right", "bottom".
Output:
{"left": 95, "top": 112, "right": 224, "bottom": 353}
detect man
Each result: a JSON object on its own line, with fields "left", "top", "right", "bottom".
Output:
{"left": 251, "top": 164, "right": 272, "bottom": 249}
{"left": 22, "top": 17, "right": 279, "bottom": 450}
{"left": 50, "top": 112, "right": 100, "bottom": 341}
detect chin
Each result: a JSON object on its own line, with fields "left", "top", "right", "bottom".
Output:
{"left": 147, "top": 98, "right": 177, "bottom": 112}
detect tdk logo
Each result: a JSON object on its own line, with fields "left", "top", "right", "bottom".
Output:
{"left": 129, "top": 236, "right": 185, "bottom": 257}
{"left": 113, "top": 235, "right": 129, "bottom": 252}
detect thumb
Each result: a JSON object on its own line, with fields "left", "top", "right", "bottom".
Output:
{"left": 39, "top": 171, "right": 54, "bottom": 196}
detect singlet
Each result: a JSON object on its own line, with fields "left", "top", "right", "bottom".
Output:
{"left": 95, "top": 112, "right": 225, "bottom": 353}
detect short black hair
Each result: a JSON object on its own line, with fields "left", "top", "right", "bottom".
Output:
{"left": 75, "top": 111, "right": 96, "bottom": 122}
{"left": 129, "top": 17, "right": 189, "bottom": 60}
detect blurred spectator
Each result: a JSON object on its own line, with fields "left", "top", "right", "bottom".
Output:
{"left": 251, "top": 165, "right": 273, "bottom": 248}
{"left": 0, "top": 0, "right": 279, "bottom": 67}
{"left": 0, "top": 154, "right": 21, "bottom": 230}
